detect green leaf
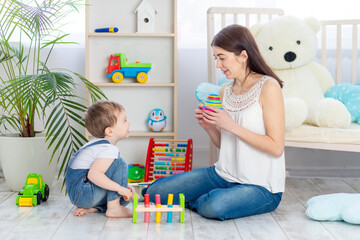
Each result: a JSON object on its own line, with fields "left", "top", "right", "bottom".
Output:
{"left": 47, "top": 117, "right": 67, "bottom": 149}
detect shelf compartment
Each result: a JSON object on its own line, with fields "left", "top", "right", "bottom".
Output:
{"left": 87, "top": 0, "right": 175, "bottom": 34}
{"left": 92, "top": 82, "right": 175, "bottom": 87}
{"left": 88, "top": 37, "right": 174, "bottom": 84}
{"left": 98, "top": 87, "right": 174, "bottom": 132}
{"left": 88, "top": 33, "right": 175, "bottom": 37}
{"left": 130, "top": 131, "right": 175, "bottom": 137}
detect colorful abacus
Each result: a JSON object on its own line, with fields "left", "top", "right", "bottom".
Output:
{"left": 203, "top": 94, "right": 222, "bottom": 111}
{"left": 132, "top": 193, "right": 185, "bottom": 223}
{"left": 144, "top": 138, "right": 193, "bottom": 182}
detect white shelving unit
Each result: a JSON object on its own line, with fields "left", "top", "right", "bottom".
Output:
{"left": 85, "top": 0, "right": 177, "bottom": 164}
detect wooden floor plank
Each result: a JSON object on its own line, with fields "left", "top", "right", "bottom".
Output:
{"left": 311, "top": 178, "right": 357, "bottom": 193}
{"left": 342, "top": 178, "right": 360, "bottom": 192}
{"left": 52, "top": 210, "right": 107, "bottom": 240}
{"left": 234, "top": 213, "right": 287, "bottom": 240}
{"left": 285, "top": 177, "right": 325, "bottom": 206}
{"left": 5, "top": 209, "right": 71, "bottom": 240}
{"left": 271, "top": 187, "right": 336, "bottom": 240}
{"left": 146, "top": 209, "right": 194, "bottom": 240}
{"left": 100, "top": 217, "right": 149, "bottom": 240}
{"left": 0, "top": 192, "right": 13, "bottom": 204}
{"left": 191, "top": 211, "right": 241, "bottom": 240}
{"left": 1, "top": 176, "right": 360, "bottom": 240}
{"left": 321, "top": 221, "right": 360, "bottom": 240}
{"left": 0, "top": 194, "right": 33, "bottom": 239}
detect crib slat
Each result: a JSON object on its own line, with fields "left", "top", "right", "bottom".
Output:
{"left": 221, "top": 13, "right": 226, "bottom": 28}
{"left": 321, "top": 25, "right": 327, "bottom": 67}
{"left": 234, "top": 13, "right": 238, "bottom": 24}
{"left": 257, "top": 14, "right": 261, "bottom": 23}
{"left": 336, "top": 24, "right": 342, "bottom": 84}
{"left": 245, "top": 14, "right": 249, "bottom": 27}
{"left": 352, "top": 24, "right": 358, "bottom": 84}
{"left": 207, "top": 12, "right": 216, "bottom": 84}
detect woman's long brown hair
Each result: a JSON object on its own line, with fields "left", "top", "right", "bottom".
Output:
{"left": 211, "top": 24, "right": 283, "bottom": 88}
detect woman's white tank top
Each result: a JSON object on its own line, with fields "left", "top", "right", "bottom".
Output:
{"left": 214, "top": 76, "right": 285, "bottom": 193}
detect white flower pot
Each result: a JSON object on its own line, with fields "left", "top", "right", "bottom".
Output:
{"left": 0, "top": 134, "right": 58, "bottom": 191}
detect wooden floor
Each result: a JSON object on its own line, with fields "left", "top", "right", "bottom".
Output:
{"left": 0, "top": 174, "right": 360, "bottom": 240}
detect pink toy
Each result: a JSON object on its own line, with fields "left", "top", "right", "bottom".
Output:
{"left": 203, "top": 94, "right": 222, "bottom": 112}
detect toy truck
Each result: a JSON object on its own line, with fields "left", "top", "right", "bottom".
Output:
{"left": 16, "top": 173, "right": 50, "bottom": 207}
{"left": 106, "top": 53, "right": 151, "bottom": 83}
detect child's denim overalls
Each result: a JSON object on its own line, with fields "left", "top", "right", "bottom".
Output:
{"left": 66, "top": 140, "right": 129, "bottom": 212}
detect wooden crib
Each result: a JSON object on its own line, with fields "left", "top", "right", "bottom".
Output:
{"left": 206, "top": 7, "right": 360, "bottom": 164}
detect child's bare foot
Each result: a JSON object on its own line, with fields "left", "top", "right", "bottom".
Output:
{"left": 105, "top": 198, "right": 132, "bottom": 218}
{"left": 74, "top": 207, "right": 98, "bottom": 216}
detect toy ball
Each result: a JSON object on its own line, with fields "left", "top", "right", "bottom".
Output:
{"left": 203, "top": 94, "right": 222, "bottom": 112}
{"left": 147, "top": 108, "right": 167, "bottom": 132}
{"left": 128, "top": 164, "right": 145, "bottom": 183}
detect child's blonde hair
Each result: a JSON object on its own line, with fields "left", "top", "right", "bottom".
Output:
{"left": 85, "top": 100, "right": 124, "bottom": 138}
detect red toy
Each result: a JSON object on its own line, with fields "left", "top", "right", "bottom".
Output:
{"left": 144, "top": 138, "right": 193, "bottom": 182}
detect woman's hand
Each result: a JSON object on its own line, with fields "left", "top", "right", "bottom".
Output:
{"left": 202, "top": 105, "right": 235, "bottom": 132}
{"left": 195, "top": 103, "right": 213, "bottom": 129}
{"left": 195, "top": 103, "right": 222, "bottom": 148}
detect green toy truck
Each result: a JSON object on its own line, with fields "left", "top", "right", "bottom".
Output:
{"left": 16, "top": 173, "right": 50, "bottom": 207}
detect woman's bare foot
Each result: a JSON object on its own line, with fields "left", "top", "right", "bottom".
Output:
{"left": 74, "top": 207, "right": 98, "bottom": 216}
{"left": 105, "top": 198, "right": 132, "bottom": 218}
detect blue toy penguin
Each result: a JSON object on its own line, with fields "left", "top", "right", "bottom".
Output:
{"left": 147, "top": 108, "right": 167, "bottom": 132}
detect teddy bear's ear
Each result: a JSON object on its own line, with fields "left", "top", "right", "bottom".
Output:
{"left": 249, "top": 23, "right": 262, "bottom": 37}
{"left": 304, "top": 17, "right": 320, "bottom": 33}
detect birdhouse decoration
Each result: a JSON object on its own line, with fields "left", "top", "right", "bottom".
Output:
{"left": 135, "top": 0, "right": 157, "bottom": 33}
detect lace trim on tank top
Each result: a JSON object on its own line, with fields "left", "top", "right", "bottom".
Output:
{"left": 223, "top": 76, "right": 269, "bottom": 112}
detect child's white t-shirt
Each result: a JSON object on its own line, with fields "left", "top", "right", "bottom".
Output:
{"left": 70, "top": 138, "right": 119, "bottom": 170}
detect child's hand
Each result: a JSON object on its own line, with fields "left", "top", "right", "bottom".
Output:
{"left": 128, "top": 186, "right": 140, "bottom": 199}
{"left": 117, "top": 186, "right": 133, "bottom": 201}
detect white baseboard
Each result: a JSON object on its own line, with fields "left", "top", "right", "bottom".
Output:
{"left": 287, "top": 167, "right": 360, "bottom": 178}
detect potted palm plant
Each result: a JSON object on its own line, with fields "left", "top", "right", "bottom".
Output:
{"left": 0, "top": 0, "right": 106, "bottom": 190}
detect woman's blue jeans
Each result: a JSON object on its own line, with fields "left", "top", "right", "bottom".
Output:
{"left": 66, "top": 157, "right": 129, "bottom": 213}
{"left": 146, "top": 166, "right": 282, "bottom": 221}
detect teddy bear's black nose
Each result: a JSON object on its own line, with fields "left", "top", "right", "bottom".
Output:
{"left": 284, "top": 51, "right": 297, "bottom": 62}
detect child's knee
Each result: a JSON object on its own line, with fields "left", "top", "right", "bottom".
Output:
{"left": 108, "top": 157, "right": 128, "bottom": 177}
{"left": 113, "top": 157, "right": 127, "bottom": 168}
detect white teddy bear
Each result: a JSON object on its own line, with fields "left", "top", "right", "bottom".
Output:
{"left": 250, "top": 16, "right": 351, "bottom": 130}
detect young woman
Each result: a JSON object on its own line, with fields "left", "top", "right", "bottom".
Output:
{"left": 144, "top": 24, "right": 285, "bottom": 221}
